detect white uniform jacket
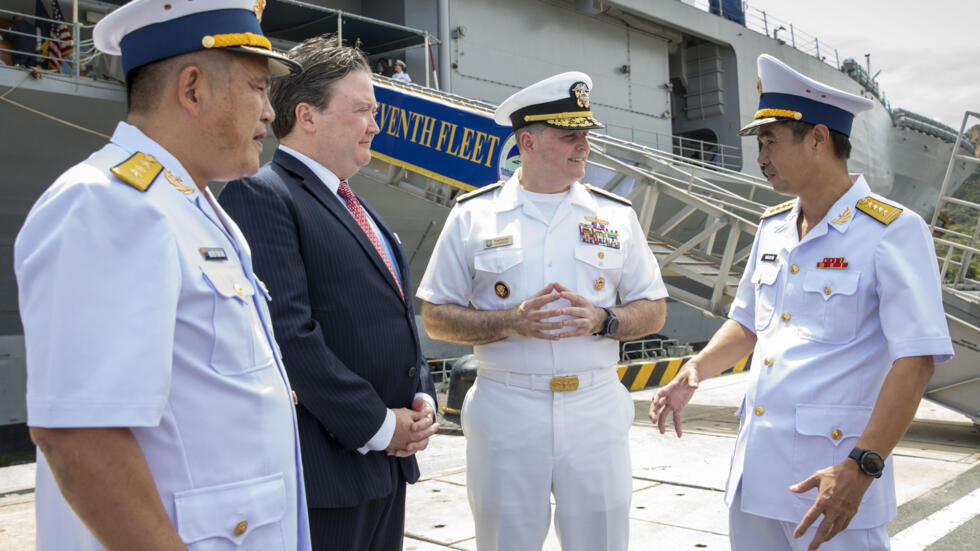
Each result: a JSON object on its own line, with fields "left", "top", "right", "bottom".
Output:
{"left": 725, "top": 174, "right": 953, "bottom": 528}
{"left": 417, "top": 170, "right": 668, "bottom": 373}
{"left": 15, "top": 122, "right": 311, "bottom": 550}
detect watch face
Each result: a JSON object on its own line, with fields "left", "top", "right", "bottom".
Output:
{"left": 861, "top": 451, "right": 884, "bottom": 477}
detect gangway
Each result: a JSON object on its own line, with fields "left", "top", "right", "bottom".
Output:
{"left": 355, "top": 76, "right": 784, "bottom": 320}
{"left": 928, "top": 110, "right": 980, "bottom": 430}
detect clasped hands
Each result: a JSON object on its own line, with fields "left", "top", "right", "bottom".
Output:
{"left": 386, "top": 396, "right": 438, "bottom": 458}
{"left": 510, "top": 282, "right": 605, "bottom": 340}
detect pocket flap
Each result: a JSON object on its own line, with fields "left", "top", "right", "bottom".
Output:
{"left": 796, "top": 404, "right": 872, "bottom": 446}
{"left": 803, "top": 271, "right": 860, "bottom": 300}
{"left": 174, "top": 473, "right": 286, "bottom": 545}
{"left": 474, "top": 248, "right": 523, "bottom": 273}
{"left": 202, "top": 265, "right": 256, "bottom": 300}
{"left": 752, "top": 263, "right": 780, "bottom": 286}
{"left": 574, "top": 246, "right": 624, "bottom": 269}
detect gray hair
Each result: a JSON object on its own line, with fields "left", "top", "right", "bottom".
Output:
{"left": 270, "top": 34, "right": 371, "bottom": 139}
{"left": 514, "top": 122, "right": 548, "bottom": 153}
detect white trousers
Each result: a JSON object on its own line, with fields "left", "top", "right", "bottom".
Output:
{"left": 729, "top": 483, "right": 890, "bottom": 551}
{"left": 460, "top": 371, "right": 635, "bottom": 551}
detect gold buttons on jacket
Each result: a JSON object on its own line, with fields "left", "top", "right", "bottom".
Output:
{"left": 763, "top": 357, "right": 774, "bottom": 367}
{"left": 831, "top": 429, "right": 843, "bottom": 440}
{"left": 598, "top": 251, "right": 605, "bottom": 259}
{"left": 754, "top": 406, "right": 765, "bottom": 416}
{"left": 233, "top": 283, "right": 245, "bottom": 296}
{"left": 790, "top": 264, "right": 799, "bottom": 274}
{"left": 781, "top": 312, "right": 791, "bottom": 322}
{"left": 234, "top": 520, "right": 248, "bottom": 536}
{"left": 824, "top": 286, "right": 832, "bottom": 295}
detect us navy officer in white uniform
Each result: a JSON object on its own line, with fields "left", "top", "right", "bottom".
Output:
{"left": 418, "top": 72, "right": 668, "bottom": 550}
{"left": 14, "top": 1, "right": 312, "bottom": 549}
{"left": 650, "top": 55, "right": 953, "bottom": 551}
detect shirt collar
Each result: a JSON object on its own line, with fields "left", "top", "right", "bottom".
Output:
{"left": 110, "top": 121, "right": 197, "bottom": 200}
{"left": 278, "top": 144, "right": 341, "bottom": 193}
{"left": 491, "top": 168, "right": 592, "bottom": 212}
{"left": 826, "top": 174, "right": 870, "bottom": 233}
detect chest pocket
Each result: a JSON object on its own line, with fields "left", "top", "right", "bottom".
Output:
{"left": 573, "top": 245, "right": 624, "bottom": 301}
{"left": 798, "top": 271, "right": 861, "bottom": 344}
{"left": 752, "top": 263, "right": 781, "bottom": 332}
{"left": 201, "top": 265, "right": 275, "bottom": 375}
{"left": 474, "top": 248, "right": 523, "bottom": 307}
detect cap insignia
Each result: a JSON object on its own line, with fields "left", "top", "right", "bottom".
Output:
{"left": 756, "top": 77, "right": 762, "bottom": 97}
{"left": 111, "top": 152, "right": 162, "bottom": 192}
{"left": 571, "top": 82, "right": 590, "bottom": 109}
{"left": 254, "top": 0, "right": 267, "bottom": 22}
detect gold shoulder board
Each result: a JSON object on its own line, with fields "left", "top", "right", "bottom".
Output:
{"left": 110, "top": 152, "right": 163, "bottom": 192}
{"left": 761, "top": 200, "right": 796, "bottom": 219}
{"left": 855, "top": 197, "right": 903, "bottom": 225}
{"left": 456, "top": 182, "right": 503, "bottom": 203}
{"left": 584, "top": 184, "right": 631, "bottom": 206}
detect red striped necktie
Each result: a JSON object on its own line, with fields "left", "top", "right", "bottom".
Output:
{"left": 336, "top": 180, "right": 404, "bottom": 300}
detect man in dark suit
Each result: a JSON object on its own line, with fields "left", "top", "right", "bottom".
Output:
{"left": 218, "top": 35, "right": 438, "bottom": 551}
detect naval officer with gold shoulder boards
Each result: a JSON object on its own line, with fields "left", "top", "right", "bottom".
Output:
{"left": 650, "top": 54, "right": 953, "bottom": 550}
{"left": 14, "top": 1, "right": 311, "bottom": 549}
{"left": 418, "top": 72, "right": 668, "bottom": 550}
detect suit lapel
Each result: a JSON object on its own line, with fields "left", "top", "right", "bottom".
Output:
{"left": 273, "top": 150, "right": 407, "bottom": 304}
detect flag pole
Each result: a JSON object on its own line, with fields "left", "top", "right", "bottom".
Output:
{"left": 72, "top": 0, "right": 79, "bottom": 79}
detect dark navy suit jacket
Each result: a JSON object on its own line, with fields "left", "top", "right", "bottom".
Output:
{"left": 218, "top": 149, "right": 436, "bottom": 509}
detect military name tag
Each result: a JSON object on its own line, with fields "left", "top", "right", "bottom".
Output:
{"left": 761, "top": 253, "right": 778, "bottom": 262}
{"left": 199, "top": 247, "right": 229, "bottom": 261}
{"left": 484, "top": 235, "right": 513, "bottom": 249}
{"left": 816, "top": 257, "right": 848, "bottom": 269}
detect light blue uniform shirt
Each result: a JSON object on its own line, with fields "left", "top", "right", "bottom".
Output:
{"left": 726, "top": 174, "right": 953, "bottom": 529}
{"left": 15, "top": 122, "right": 311, "bottom": 550}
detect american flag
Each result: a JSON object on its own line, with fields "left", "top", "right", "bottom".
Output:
{"left": 45, "top": 1, "right": 73, "bottom": 71}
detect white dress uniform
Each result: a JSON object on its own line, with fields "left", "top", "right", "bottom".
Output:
{"left": 15, "top": 122, "right": 311, "bottom": 550}
{"left": 725, "top": 175, "right": 953, "bottom": 549}
{"left": 417, "top": 170, "right": 667, "bottom": 550}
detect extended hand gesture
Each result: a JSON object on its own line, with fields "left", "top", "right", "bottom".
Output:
{"left": 789, "top": 459, "right": 873, "bottom": 550}
{"left": 648, "top": 366, "right": 700, "bottom": 437}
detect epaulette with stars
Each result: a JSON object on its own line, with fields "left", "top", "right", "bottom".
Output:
{"left": 110, "top": 152, "right": 162, "bottom": 192}
{"left": 584, "top": 184, "right": 631, "bottom": 206}
{"left": 855, "top": 196, "right": 903, "bottom": 225}
{"left": 761, "top": 199, "right": 796, "bottom": 219}
{"left": 456, "top": 182, "right": 503, "bottom": 203}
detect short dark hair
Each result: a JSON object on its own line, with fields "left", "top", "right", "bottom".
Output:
{"left": 782, "top": 120, "right": 852, "bottom": 160}
{"left": 270, "top": 34, "right": 371, "bottom": 139}
{"left": 125, "top": 51, "right": 229, "bottom": 115}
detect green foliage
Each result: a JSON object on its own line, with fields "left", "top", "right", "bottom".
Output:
{"left": 936, "top": 166, "right": 980, "bottom": 282}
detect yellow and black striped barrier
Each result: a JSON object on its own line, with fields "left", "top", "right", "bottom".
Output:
{"left": 616, "top": 355, "right": 751, "bottom": 391}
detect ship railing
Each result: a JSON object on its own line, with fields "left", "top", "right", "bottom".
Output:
{"left": 680, "top": 1, "right": 844, "bottom": 70}
{"left": 596, "top": 124, "right": 742, "bottom": 171}
{"left": 587, "top": 132, "right": 778, "bottom": 316}
{"left": 0, "top": 7, "right": 100, "bottom": 83}
{"left": 930, "top": 110, "right": 980, "bottom": 291}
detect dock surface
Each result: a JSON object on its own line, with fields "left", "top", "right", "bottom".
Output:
{"left": 2, "top": 372, "right": 977, "bottom": 550}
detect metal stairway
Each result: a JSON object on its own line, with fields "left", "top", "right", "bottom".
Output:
{"left": 927, "top": 110, "right": 980, "bottom": 428}
{"left": 354, "top": 76, "right": 785, "bottom": 320}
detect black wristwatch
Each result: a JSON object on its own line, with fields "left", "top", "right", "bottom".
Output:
{"left": 848, "top": 447, "right": 885, "bottom": 479}
{"left": 593, "top": 307, "right": 619, "bottom": 337}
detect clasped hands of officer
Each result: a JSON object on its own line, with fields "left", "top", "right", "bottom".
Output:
{"left": 387, "top": 396, "right": 438, "bottom": 458}
{"left": 508, "top": 282, "right": 607, "bottom": 340}
{"left": 649, "top": 365, "right": 872, "bottom": 550}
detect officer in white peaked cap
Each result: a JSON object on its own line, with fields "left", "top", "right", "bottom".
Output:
{"left": 15, "top": 1, "right": 311, "bottom": 549}
{"left": 651, "top": 54, "right": 952, "bottom": 550}
{"left": 418, "top": 71, "right": 668, "bottom": 550}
